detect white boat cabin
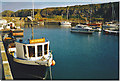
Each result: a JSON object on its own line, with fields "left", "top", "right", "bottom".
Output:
{"left": 15, "top": 39, "right": 50, "bottom": 59}
{"left": 13, "top": 38, "right": 53, "bottom": 66}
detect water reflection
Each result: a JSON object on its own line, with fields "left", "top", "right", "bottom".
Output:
{"left": 60, "top": 25, "right": 71, "bottom": 28}
{"left": 98, "top": 32, "right": 101, "bottom": 39}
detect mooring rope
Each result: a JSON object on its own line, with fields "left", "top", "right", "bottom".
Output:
{"left": 43, "top": 67, "right": 49, "bottom": 80}
{"left": 49, "top": 66, "right": 52, "bottom": 80}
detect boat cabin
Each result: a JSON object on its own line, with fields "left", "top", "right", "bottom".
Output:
{"left": 15, "top": 38, "right": 50, "bottom": 60}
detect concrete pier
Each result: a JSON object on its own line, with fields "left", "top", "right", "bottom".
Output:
{"left": 0, "top": 35, "right": 13, "bottom": 80}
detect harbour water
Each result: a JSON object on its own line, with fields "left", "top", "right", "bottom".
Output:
{"left": 21, "top": 25, "right": 118, "bottom": 80}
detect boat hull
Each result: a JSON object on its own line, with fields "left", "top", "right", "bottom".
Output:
{"left": 6, "top": 54, "right": 48, "bottom": 80}
{"left": 70, "top": 28, "right": 93, "bottom": 34}
{"left": 70, "top": 30, "right": 93, "bottom": 34}
{"left": 60, "top": 21, "right": 71, "bottom": 26}
{"left": 103, "top": 30, "right": 119, "bottom": 35}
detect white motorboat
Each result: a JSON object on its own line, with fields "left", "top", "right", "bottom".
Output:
{"left": 103, "top": 27, "right": 119, "bottom": 34}
{"left": 70, "top": 24, "right": 94, "bottom": 34}
{"left": 60, "top": 8, "right": 71, "bottom": 26}
{"left": 105, "top": 22, "right": 118, "bottom": 28}
{"left": 61, "top": 21, "right": 71, "bottom": 26}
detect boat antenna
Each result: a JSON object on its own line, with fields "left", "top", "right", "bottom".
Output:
{"left": 32, "top": 0, "right": 34, "bottom": 39}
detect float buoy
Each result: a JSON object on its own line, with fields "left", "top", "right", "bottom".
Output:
{"left": 4, "top": 37, "right": 12, "bottom": 41}
{"left": 51, "top": 60, "right": 55, "bottom": 66}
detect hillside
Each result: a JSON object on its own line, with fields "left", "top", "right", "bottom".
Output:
{"left": 1, "top": 2, "right": 119, "bottom": 23}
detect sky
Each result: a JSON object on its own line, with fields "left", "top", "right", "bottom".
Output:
{"left": 1, "top": 0, "right": 119, "bottom": 2}
{"left": 0, "top": 0, "right": 119, "bottom": 12}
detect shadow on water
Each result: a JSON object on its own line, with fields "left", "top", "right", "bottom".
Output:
{"left": 70, "top": 32, "right": 93, "bottom": 37}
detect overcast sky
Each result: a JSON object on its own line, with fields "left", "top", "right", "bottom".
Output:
{"left": 1, "top": 0, "right": 119, "bottom": 3}
{"left": 0, "top": 0, "right": 119, "bottom": 12}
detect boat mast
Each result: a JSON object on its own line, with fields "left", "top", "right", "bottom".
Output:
{"left": 112, "top": 3, "right": 115, "bottom": 21}
{"left": 32, "top": 0, "right": 34, "bottom": 39}
{"left": 90, "top": 0, "right": 92, "bottom": 24}
{"left": 0, "top": 0, "right": 2, "bottom": 19}
{"left": 32, "top": 0, "right": 34, "bottom": 19}
{"left": 67, "top": 6, "right": 69, "bottom": 21}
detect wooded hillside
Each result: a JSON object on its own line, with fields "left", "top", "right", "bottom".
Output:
{"left": 1, "top": 2, "right": 119, "bottom": 22}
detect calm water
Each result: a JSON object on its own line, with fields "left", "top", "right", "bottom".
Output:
{"left": 23, "top": 25, "right": 118, "bottom": 80}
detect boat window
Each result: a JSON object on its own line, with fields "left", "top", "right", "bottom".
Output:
{"left": 23, "top": 45, "right": 27, "bottom": 58}
{"left": 44, "top": 44, "right": 48, "bottom": 55}
{"left": 37, "top": 45, "right": 42, "bottom": 57}
{"left": 28, "top": 46, "right": 35, "bottom": 57}
{"left": 77, "top": 26, "right": 82, "bottom": 28}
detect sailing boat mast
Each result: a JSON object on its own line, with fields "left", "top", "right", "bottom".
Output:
{"left": 90, "top": 0, "right": 92, "bottom": 24}
{"left": 0, "top": 0, "right": 2, "bottom": 19}
{"left": 32, "top": 0, "right": 34, "bottom": 19}
{"left": 32, "top": 0, "right": 34, "bottom": 39}
{"left": 112, "top": 3, "right": 115, "bottom": 21}
{"left": 67, "top": 6, "right": 69, "bottom": 21}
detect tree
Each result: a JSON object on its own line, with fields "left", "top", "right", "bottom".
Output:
{"left": 2, "top": 10, "right": 14, "bottom": 17}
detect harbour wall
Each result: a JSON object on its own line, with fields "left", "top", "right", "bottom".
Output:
{"left": 0, "top": 35, "right": 13, "bottom": 80}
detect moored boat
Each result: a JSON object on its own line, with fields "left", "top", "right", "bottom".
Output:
{"left": 2, "top": 1, "right": 55, "bottom": 79}
{"left": 104, "top": 21, "right": 118, "bottom": 28}
{"left": 70, "top": 24, "right": 94, "bottom": 34}
{"left": 6, "top": 36, "right": 55, "bottom": 79}
{"left": 60, "top": 7, "right": 71, "bottom": 26}
{"left": 1, "top": 22, "right": 24, "bottom": 38}
{"left": 6, "top": 17, "right": 55, "bottom": 80}
{"left": 0, "top": 19, "right": 7, "bottom": 30}
{"left": 103, "top": 27, "right": 119, "bottom": 35}
{"left": 86, "top": 23, "right": 102, "bottom": 32}
{"left": 91, "top": 26, "right": 102, "bottom": 32}
{"left": 60, "top": 21, "right": 71, "bottom": 26}
{"left": 8, "top": 38, "right": 54, "bottom": 66}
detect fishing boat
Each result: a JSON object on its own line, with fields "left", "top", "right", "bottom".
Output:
{"left": 5, "top": 1, "right": 55, "bottom": 79}
{"left": 70, "top": 24, "right": 94, "bottom": 34}
{"left": 6, "top": 22, "right": 55, "bottom": 79}
{"left": 7, "top": 36, "right": 55, "bottom": 79}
